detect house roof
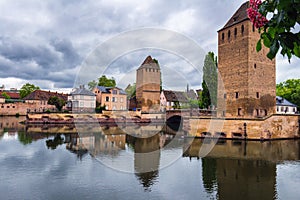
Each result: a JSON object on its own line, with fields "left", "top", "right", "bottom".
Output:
{"left": 162, "top": 90, "right": 197, "bottom": 103}
{"left": 95, "top": 86, "right": 127, "bottom": 95}
{"left": 138, "top": 55, "right": 160, "bottom": 70}
{"left": 219, "top": 1, "right": 249, "bottom": 31}
{"left": 23, "top": 90, "right": 68, "bottom": 101}
{"left": 0, "top": 91, "right": 20, "bottom": 99}
{"left": 276, "top": 96, "right": 297, "bottom": 107}
{"left": 71, "top": 86, "right": 96, "bottom": 96}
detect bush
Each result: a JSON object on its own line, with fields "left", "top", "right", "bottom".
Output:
{"left": 46, "top": 109, "right": 51, "bottom": 113}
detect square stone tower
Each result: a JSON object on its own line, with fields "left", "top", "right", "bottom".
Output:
{"left": 136, "top": 56, "right": 161, "bottom": 112}
{"left": 217, "top": 2, "right": 276, "bottom": 118}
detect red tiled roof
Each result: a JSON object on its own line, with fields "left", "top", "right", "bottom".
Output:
{"left": 0, "top": 92, "right": 20, "bottom": 99}
{"left": 23, "top": 90, "right": 68, "bottom": 101}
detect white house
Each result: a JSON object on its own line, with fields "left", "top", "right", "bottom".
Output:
{"left": 276, "top": 96, "right": 298, "bottom": 114}
{"left": 67, "top": 85, "right": 96, "bottom": 113}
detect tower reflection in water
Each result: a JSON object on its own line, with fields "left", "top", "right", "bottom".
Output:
{"left": 184, "top": 139, "right": 300, "bottom": 200}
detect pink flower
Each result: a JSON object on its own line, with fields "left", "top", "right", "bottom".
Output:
{"left": 247, "top": 0, "right": 268, "bottom": 28}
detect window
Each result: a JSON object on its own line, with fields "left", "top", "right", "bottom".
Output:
{"left": 241, "top": 25, "right": 244, "bottom": 34}
{"left": 105, "top": 96, "right": 109, "bottom": 102}
{"left": 254, "top": 63, "right": 257, "bottom": 69}
{"left": 105, "top": 105, "right": 109, "bottom": 110}
{"left": 80, "top": 95, "right": 84, "bottom": 100}
{"left": 80, "top": 102, "right": 84, "bottom": 107}
{"left": 252, "top": 24, "right": 255, "bottom": 32}
{"left": 7, "top": 106, "right": 10, "bottom": 108}
{"left": 224, "top": 93, "right": 227, "bottom": 99}
{"left": 222, "top": 111, "right": 226, "bottom": 117}
{"left": 112, "top": 97, "right": 116, "bottom": 102}
{"left": 91, "top": 102, "right": 94, "bottom": 107}
{"left": 281, "top": 107, "right": 284, "bottom": 112}
{"left": 238, "top": 108, "right": 242, "bottom": 116}
{"left": 228, "top": 30, "right": 231, "bottom": 39}
{"left": 120, "top": 97, "right": 123, "bottom": 103}
{"left": 256, "top": 92, "right": 260, "bottom": 98}
{"left": 234, "top": 28, "right": 237, "bottom": 37}
{"left": 235, "top": 92, "right": 239, "bottom": 99}
{"left": 120, "top": 105, "right": 123, "bottom": 110}
{"left": 113, "top": 106, "right": 116, "bottom": 110}
{"left": 222, "top": 33, "right": 224, "bottom": 41}
{"left": 112, "top": 90, "right": 117, "bottom": 95}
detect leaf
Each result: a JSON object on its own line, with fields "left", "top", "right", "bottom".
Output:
{"left": 262, "top": 33, "right": 272, "bottom": 48}
{"left": 267, "top": 39, "right": 280, "bottom": 60}
{"left": 256, "top": 39, "right": 262, "bottom": 52}
{"left": 293, "top": 42, "right": 300, "bottom": 58}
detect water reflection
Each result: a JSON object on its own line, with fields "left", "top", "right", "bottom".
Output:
{"left": 0, "top": 117, "right": 300, "bottom": 199}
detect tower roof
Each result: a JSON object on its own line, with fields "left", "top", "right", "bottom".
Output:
{"left": 138, "top": 55, "right": 160, "bottom": 70}
{"left": 219, "top": 1, "right": 249, "bottom": 31}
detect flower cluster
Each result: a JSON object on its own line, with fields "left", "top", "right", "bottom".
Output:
{"left": 247, "top": 0, "right": 268, "bottom": 28}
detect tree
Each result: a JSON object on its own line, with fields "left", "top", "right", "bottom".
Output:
{"left": 1, "top": 92, "right": 10, "bottom": 99}
{"left": 48, "top": 96, "right": 66, "bottom": 111}
{"left": 20, "top": 83, "right": 40, "bottom": 98}
{"left": 248, "top": 0, "right": 300, "bottom": 61}
{"left": 125, "top": 83, "right": 136, "bottom": 99}
{"left": 276, "top": 79, "right": 300, "bottom": 107}
{"left": 202, "top": 52, "right": 218, "bottom": 109}
{"left": 98, "top": 75, "right": 116, "bottom": 87}
{"left": 88, "top": 80, "right": 97, "bottom": 90}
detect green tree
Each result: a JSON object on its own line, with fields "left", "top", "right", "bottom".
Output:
{"left": 20, "top": 83, "right": 40, "bottom": 98}
{"left": 98, "top": 75, "right": 116, "bottom": 87}
{"left": 48, "top": 96, "right": 66, "bottom": 111}
{"left": 88, "top": 80, "right": 97, "bottom": 90}
{"left": 276, "top": 79, "right": 300, "bottom": 107}
{"left": 202, "top": 52, "right": 218, "bottom": 109}
{"left": 1, "top": 92, "right": 10, "bottom": 99}
{"left": 125, "top": 83, "right": 136, "bottom": 99}
{"left": 248, "top": 0, "right": 300, "bottom": 61}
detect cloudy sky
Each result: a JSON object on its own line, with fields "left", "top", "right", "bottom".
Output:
{"left": 0, "top": 0, "right": 299, "bottom": 92}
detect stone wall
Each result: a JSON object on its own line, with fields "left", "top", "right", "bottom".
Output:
{"left": 187, "top": 114, "right": 300, "bottom": 140}
{"left": 0, "top": 102, "right": 57, "bottom": 116}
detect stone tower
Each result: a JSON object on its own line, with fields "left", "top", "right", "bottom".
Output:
{"left": 217, "top": 2, "right": 276, "bottom": 118}
{"left": 136, "top": 56, "right": 161, "bottom": 112}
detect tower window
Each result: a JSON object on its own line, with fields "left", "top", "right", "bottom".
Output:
{"left": 224, "top": 93, "right": 227, "bottom": 99}
{"left": 222, "top": 33, "right": 224, "bottom": 41}
{"left": 256, "top": 92, "right": 260, "bottom": 98}
{"left": 228, "top": 30, "right": 231, "bottom": 39}
{"left": 234, "top": 28, "right": 237, "bottom": 37}
{"left": 254, "top": 63, "right": 257, "bottom": 69}
{"left": 252, "top": 24, "right": 255, "bottom": 32}
{"left": 235, "top": 92, "right": 239, "bottom": 99}
{"left": 241, "top": 25, "right": 244, "bottom": 34}
{"left": 238, "top": 108, "right": 242, "bottom": 116}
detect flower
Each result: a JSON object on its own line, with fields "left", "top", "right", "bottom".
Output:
{"left": 247, "top": 0, "right": 268, "bottom": 28}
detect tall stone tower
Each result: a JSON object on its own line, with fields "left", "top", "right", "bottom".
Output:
{"left": 217, "top": 2, "right": 276, "bottom": 118}
{"left": 136, "top": 56, "right": 161, "bottom": 112}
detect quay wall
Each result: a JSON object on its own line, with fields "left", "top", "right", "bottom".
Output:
{"left": 186, "top": 114, "right": 300, "bottom": 140}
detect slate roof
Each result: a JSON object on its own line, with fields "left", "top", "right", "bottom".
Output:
{"left": 220, "top": 1, "right": 249, "bottom": 31}
{"left": 71, "top": 87, "right": 96, "bottom": 96}
{"left": 138, "top": 55, "right": 160, "bottom": 70}
{"left": 162, "top": 90, "right": 197, "bottom": 103}
{"left": 276, "top": 96, "right": 297, "bottom": 107}
{"left": 23, "top": 90, "right": 68, "bottom": 101}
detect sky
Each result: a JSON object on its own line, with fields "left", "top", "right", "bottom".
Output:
{"left": 0, "top": 0, "right": 299, "bottom": 93}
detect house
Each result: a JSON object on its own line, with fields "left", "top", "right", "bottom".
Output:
{"left": 23, "top": 90, "right": 68, "bottom": 112}
{"left": 92, "top": 86, "right": 127, "bottom": 111}
{"left": 276, "top": 96, "right": 298, "bottom": 114}
{"left": 160, "top": 90, "right": 197, "bottom": 111}
{"left": 68, "top": 85, "right": 96, "bottom": 113}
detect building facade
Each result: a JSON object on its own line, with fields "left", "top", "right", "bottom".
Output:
{"left": 136, "top": 56, "right": 161, "bottom": 112}
{"left": 92, "top": 86, "right": 127, "bottom": 111}
{"left": 217, "top": 2, "right": 276, "bottom": 118}
{"left": 68, "top": 85, "right": 96, "bottom": 113}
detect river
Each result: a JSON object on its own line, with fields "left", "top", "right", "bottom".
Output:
{"left": 0, "top": 117, "right": 299, "bottom": 200}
